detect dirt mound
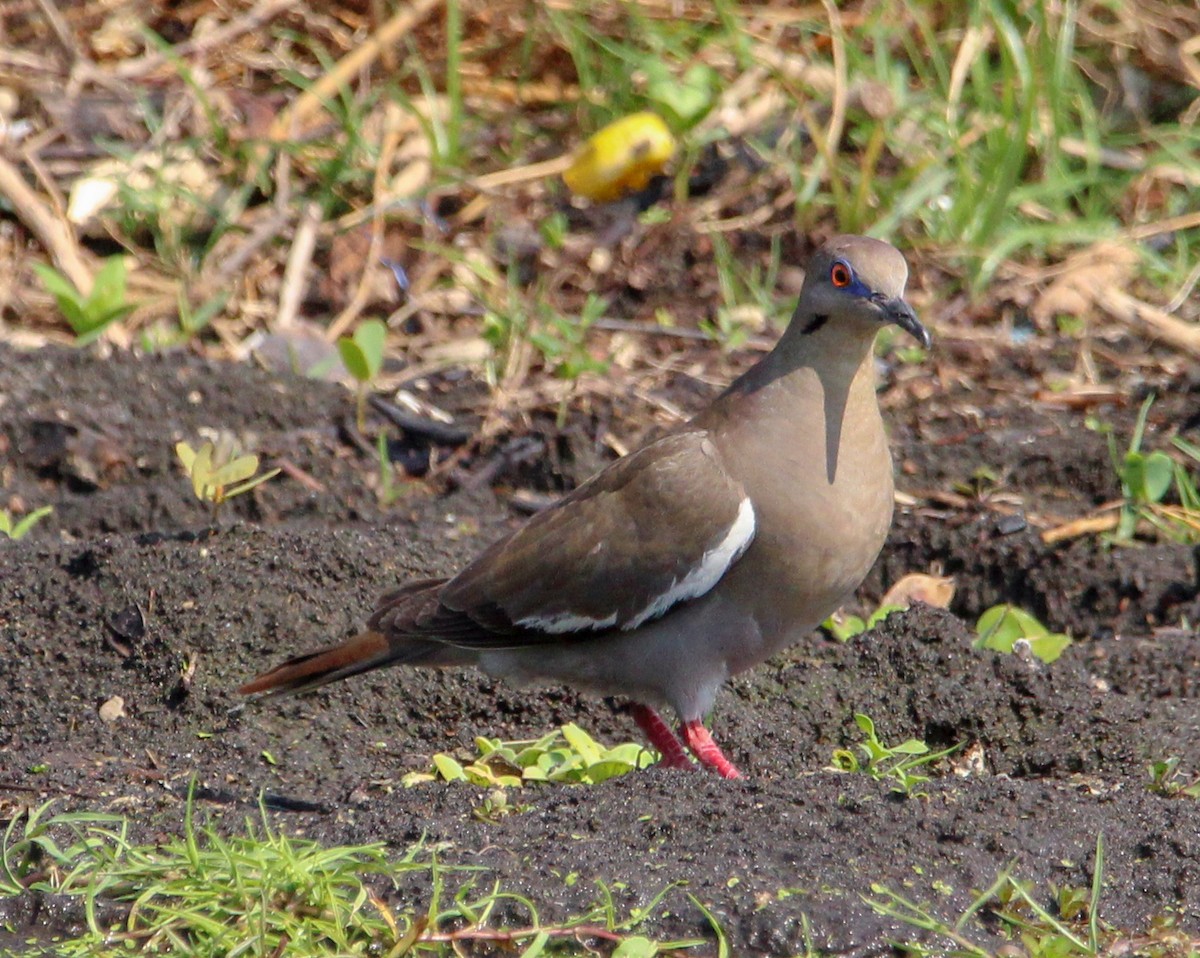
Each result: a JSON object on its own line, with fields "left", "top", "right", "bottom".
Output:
{"left": 2, "top": 344, "right": 1199, "bottom": 953}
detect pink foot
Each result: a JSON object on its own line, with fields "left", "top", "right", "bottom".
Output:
{"left": 681, "top": 719, "right": 744, "bottom": 779}
{"left": 630, "top": 704, "right": 693, "bottom": 770}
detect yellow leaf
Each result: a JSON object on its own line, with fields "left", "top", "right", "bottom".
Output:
{"left": 563, "top": 112, "right": 675, "bottom": 202}
{"left": 190, "top": 442, "right": 215, "bottom": 500}
{"left": 209, "top": 453, "right": 259, "bottom": 488}
{"left": 175, "top": 441, "right": 197, "bottom": 471}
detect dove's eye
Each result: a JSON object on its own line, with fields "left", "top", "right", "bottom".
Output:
{"left": 830, "top": 261, "right": 852, "bottom": 288}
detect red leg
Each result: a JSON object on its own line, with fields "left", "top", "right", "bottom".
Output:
{"left": 630, "top": 704, "right": 693, "bottom": 770}
{"left": 680, "top": 720, "right": 744, "bottom": 779}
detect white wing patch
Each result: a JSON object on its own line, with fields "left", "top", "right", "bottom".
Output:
{"left": 624, "top": 496, "right": 756, "bottom": 630}
{"left": 518, "top": 609, "right": 619, "bottom": 634}
{"left": 513, "top": 497, "right": 755, "bottom": 636}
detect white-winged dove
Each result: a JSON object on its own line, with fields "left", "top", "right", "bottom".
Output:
{"left": 241, "top": 235, "right": 928, "bottom": 779}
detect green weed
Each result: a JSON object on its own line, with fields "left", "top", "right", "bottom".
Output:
{"left": 1092, "top": 395, "right": 1200, "bottom": 544}
{"left": 975, "top": 604, "right": 1072, "bottom": 663}
{"left": 403, "top": 723, "right": 657, "bottom": 788}
{"left": 823, "top": 603, "right": 905, "bottom": 642}
{"left": 481, "top": 275, "right": 611, "bottom": 402}
{"left": 829, "top": 713, "right": 961, "bottom": 796}
{"left": 142, "top": 291, "right": 230, "bottom": 352}
{"left": 32, "top": 257, "right": 136, "bottom": 344}
{"left": 374, "top": 431, "right": 411, "bottom": 508}
{"left": 337, "top": 317, "right": 388, "bottom": 430}
{"left": 798, "top": 2, "right": 1199, "bottom": 287}
{"left": 865, "top": 836, "right": 1119, "bottom": 957}
{"left": 175, "top": 436, "right": 281, "bottom": 521}
{"left": 0, "top": 505, "right": 53, "bottom": 541}
{"left": 1149, "top": 757, "right": 1200, "bottom": 800}
{"left": 703, "top": 234, "right": 791, "bottom": 349}
{"left": 543, "top": 4, "right": 725, "bottom": 130}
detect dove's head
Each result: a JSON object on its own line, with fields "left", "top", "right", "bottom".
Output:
{"left": 796, "top": 235, "right": 929, "bottom": 349}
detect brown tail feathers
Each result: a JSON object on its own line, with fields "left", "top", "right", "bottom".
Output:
{"left": 238, "top": 630, "right": 396, "bottom": 696}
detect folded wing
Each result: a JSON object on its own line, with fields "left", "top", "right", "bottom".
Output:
{"left": 371, "top": 430, "right": 755, "bottom": 648}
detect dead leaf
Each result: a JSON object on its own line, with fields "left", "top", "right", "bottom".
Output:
{"left": 1029, "top": 241, "right": 1139, "bottom": 327}
{"left": 880, "top": 573, "right": 956, "bottom": 610}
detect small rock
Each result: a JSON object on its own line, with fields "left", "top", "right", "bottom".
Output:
{"left": 996, "top": 513, "right": 1027, "bottom": 535}
{"left": 99, "top": 695, "right": 126, "bottom": 723}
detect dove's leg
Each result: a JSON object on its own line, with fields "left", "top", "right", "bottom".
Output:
{"left": 681, "top": 720, "right": 743, "bottom": 779}
{"left": 630, "top": 704, "right": 693, "bottom": 769}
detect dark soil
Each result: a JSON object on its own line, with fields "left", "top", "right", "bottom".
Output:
{"left": 2, "top": 342, "right": 1200, "bottom": 955}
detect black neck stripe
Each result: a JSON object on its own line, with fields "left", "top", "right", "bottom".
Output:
{"left": 801, "top": 314, "right": 828, "bottom": 335}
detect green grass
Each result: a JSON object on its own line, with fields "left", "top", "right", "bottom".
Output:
{"left": 26, "top": 2, "right": 1197, "bottom": 357}
{"left": 774, "top": 1, "right": 1200, "bottom": 286}
{"left": 0, "top": 792, "right": 712, "bottom": 957}
{"left": 861, "top": 834, "right": 1198, "bottom": 958}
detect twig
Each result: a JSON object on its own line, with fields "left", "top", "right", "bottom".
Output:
{"left": 419, "top": 923, "right": 625, "bottom": 945}
{"left": 273, "top": 458, "right": 327, "bottom": 493}
{"left": 275, "top": 201, "right": 321, "bottom": 329}
{"left": 947, "top": 25, "right": 992, "bottom": 124}
{"left": 101, "top": 0, "right": 300, "bottom": 81}
{"left": 0, "top": 780, "right": 103, "bottom": 801}
{"left": 1166, "top": 257, "right": 1200, "bottom": 314}
{"left": 820, "top": 0, "right": 848, "bottom": 167}
{"left": 269, "top": 0, "right": 444, "bottom": 142}
{"left": 325, "top": 114, "right": 406, "bottom": 342}
{"left": 469, "top": 155, "right": 573, "bottom": 192}
{"left": 31, "top": 0, "right": 83, "bottom": 63}
{"left": 592, "top": 316, "right": 774, "bottom": 351}
{"left": 1102, "top": 286, "right": 1200, "bottom": 357}
{"left": 1125, "top": 210, "right": 1200, "bottom": 242}
{"left": 208, "top": 208, "right": 292, "bottom": 285}
{"left": 1041, "top": 510, "right": 1120, "bottom": 545}
{"left": 0, "top": 154, "right": 92, "bottom": 293}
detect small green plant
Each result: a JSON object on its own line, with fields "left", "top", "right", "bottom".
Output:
{"left": 32, "top": 256, "right": 136, "bottom": 344}
{"left": 538, "top": 210, "right": 569, "bottom": 249}
{"left": 829, "top": 713, "right": 960, "bottom": 796}
{"left": 337, "top": 317, "right": 388, "bottom": 431}
{"left": 471, "top": 788, "right": 533, "bottom": 824}
{"left": 1149, "top": 757, "right": 1200, "bottom": 799}
{"left": 140, "top": 289, "right": 230, "bottom": 351}
{"left": 175, "top": 436, "right": 280, "bottom": 520}
{"left": 975, "top": 604, "right": 1071, "bottom": 663}
{"left": 1092, "top": 395, "right": 1200, "bottom": 543}
{"left": 374, "top": 431, "right": 405, "bottom": 508}
{"left": 867, "top": 835, "right": 1108, "bottom": 957}
{"left": 644, "top": 61, "right": 719, "bottom": 128}
{"left": 1, "top": 799, "right": 104, "bottom": 895}
{"left": 529, "top": 294, "right": 612, "bottom": 382}
{"left": 482, "top": 284, "right": 611, "bottom": 422}
{"left": 403, "top": 723, "right": 656, "bottom": 788}
{"left": 823, "top": 603, "right": 905, "bottom": 642}
{"left": 0, "top": 505, "right": 53, "bottom": 540}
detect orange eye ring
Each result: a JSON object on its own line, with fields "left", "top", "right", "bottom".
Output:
{"left": 830, "top": 262, "right": 852, "bottom": 288}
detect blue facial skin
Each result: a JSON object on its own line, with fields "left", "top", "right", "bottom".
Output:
{"left": 843, "top": 274, "right": 873, "bottom": 299}
{"left": 833, "top": 258, "right": 930, "bottom": 348}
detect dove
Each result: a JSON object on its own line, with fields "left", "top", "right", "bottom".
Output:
{"left": 241, "top": 235, "right": 929, "bottom": 779}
